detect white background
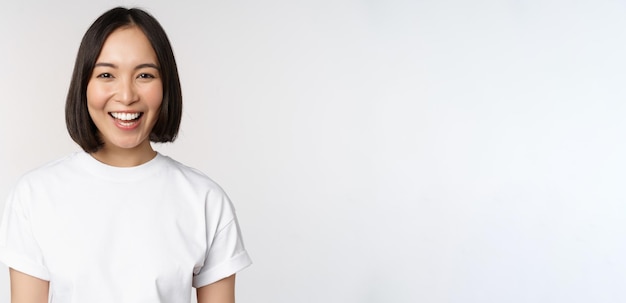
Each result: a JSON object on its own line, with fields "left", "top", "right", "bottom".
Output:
{"left": 1, "top": 0, "right": 626, "bottom": 302}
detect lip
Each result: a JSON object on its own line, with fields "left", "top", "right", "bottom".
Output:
{"left": 109, "top": 111, "right": 143, "bottom": 130}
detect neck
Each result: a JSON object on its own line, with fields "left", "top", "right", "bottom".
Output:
{"left": 90, "top": 143, "right": 157, "bottom": 167}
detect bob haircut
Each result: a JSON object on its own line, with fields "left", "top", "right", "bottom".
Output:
{"left": 66, "top": 7, "right": 182, "bottom": 153}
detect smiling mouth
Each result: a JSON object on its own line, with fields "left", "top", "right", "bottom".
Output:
{"left": 109, "top": 112, "right": 143, "bottom": 127}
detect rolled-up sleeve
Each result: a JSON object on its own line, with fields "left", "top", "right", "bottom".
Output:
{"left": 0, "top": 184, "right": 50, "bottom": 281}
{"left": 192, "top": 189, "right": 251, "bottom": 288}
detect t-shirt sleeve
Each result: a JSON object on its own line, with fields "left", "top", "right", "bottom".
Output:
{"left": 0, "top": 183, "right": 50, "bottom": 280}
{"left": 192, "top": 187, "right": 252, "bottom": 288}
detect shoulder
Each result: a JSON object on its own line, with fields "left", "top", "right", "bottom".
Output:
{"left": 157, "top": 155, "right": 235, "bottom": 213}
{"left": 157, "top": 154, "right": 227, "bottom": 195}
{"left": 6, "top": 152, "right": 84, "bottom": 207}
{"left": 15, "top": 152, "right": 84, "bottom": 186}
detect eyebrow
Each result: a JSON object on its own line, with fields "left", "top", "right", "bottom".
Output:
{"left": 94, "top": 62, "right": 160, "bottom": 70}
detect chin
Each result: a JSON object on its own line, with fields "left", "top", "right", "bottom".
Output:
{"left": 108, "top": 140, "right": 148, "bottom": 150}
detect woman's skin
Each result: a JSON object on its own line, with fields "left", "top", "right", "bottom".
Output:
{"left": 9, "top": 269, "right": 48, "bottom": 303}
{"left": 87, "top": 26, "right": 163, "bottom": 168}
{"left": 10, "top": 269, "right": 236, "bottom": 303}
{"left": 197, "top": 274, "right": 237, "bottom": 303}
{"left": 9, "top": 26, "right": 237, "bottom": 303}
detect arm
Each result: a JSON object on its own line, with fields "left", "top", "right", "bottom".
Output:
{"left": 196, "top": 274, "right": 236, "bottom": 303}
{"left": 9, "top": 268, "right": 49, "bottom": 303}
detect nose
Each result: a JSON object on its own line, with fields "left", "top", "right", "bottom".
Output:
{"left": 115, "top": 78, "right": 139, "bottom": 105}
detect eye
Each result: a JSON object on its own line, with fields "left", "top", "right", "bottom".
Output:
{"left": 138, "top": 73, "right": 155, "bottom": 79}
{"left": 96, "top": 73, "right": 113, "bottom": 78}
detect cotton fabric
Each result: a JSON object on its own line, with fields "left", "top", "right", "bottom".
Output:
{"left": 0, "top": 152, "right": 251, "bottom": 302}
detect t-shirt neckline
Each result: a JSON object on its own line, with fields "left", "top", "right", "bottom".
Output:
{"left": 75, "top": 151, "right": 165, "bottom": 182}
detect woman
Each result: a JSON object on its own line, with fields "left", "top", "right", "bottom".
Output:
{"left": 0, "top": 7, "right": 251, "bottom": 303}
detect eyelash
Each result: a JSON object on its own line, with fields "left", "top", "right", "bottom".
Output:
{"left": 95, "top": 73, "right": 155, "bottom": 79}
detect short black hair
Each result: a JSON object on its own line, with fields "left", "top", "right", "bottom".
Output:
{"left": 65, "top": 7, "right": 182, "bottom": 153}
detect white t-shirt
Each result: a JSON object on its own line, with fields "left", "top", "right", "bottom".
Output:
{"left": 0, "top": 152, "right": 252, "bottom": 302}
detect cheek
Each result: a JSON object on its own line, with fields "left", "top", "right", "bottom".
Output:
{"left": 86, "top": 82, "right": 106, "bottom": 108}
{"left": 143, "top": 82, "right": 164, "bottom": 109}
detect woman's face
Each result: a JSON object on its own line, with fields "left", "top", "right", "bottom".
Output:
{"left": 86, "top": 26, "right": 163, "bottom": 154}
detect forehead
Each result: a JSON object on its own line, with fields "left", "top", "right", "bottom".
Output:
{"left": 96, "top": 26, "right": 158, "bottom": 64}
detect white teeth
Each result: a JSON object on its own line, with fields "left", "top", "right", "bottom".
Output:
{"left": 111, "top": 112, "right": 140, "bottom": 121}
